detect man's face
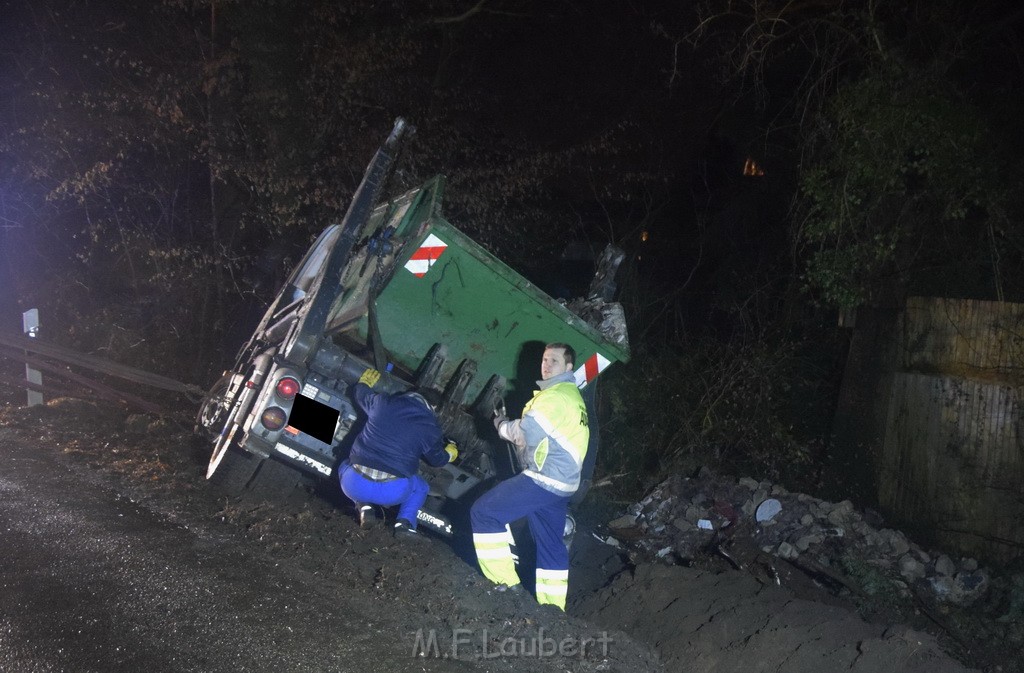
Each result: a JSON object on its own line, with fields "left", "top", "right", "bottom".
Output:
{"left": 540, "top": 347, "right": 571, "bottom": 381}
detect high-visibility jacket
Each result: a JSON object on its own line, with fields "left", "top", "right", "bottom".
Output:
{"left": 498, "top": 371, "right": 589, "bottom": 495}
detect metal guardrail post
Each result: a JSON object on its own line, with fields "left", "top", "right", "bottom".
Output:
{"left": 22, "top": 308, "right": 43, "bottom": 407}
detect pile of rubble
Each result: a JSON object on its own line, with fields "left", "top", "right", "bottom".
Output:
{"left": 603, "top": 470, "right": 991, "bottom": 607}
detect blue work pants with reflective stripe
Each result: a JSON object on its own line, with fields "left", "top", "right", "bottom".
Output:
{"left": 470, "top": 473, "right": 571, "bottom": 610}
{"left": 338, "top": 461, "right": 429, "bottom": 529}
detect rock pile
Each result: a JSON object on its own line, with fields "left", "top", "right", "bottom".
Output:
{"left": 603, "top": 470, "right": 991, "bottom": 607}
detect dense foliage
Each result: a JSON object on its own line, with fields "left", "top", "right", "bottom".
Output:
{"left": 798, "top": 65, "right": 1019, "bottom": 308}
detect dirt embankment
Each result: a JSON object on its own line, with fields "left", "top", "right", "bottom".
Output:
{"left": 1, "top": 397, "right": 1011, "bottom": 673}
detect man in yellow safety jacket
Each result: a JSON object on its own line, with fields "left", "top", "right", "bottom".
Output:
{"left": 471, "top": 342, "right": 589, "bottom": 610}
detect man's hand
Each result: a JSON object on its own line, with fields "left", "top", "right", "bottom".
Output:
{"left": 358, "top": 368, "right": 381, "bottom": 387}
{"left": 444, "top": 441, "right": 459, "bottom": 463}
{"left": 492, "top": 410, "right": 508, "bottom": 431}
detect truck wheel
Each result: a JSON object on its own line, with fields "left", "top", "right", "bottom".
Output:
{"left": 195, "top": 373, "right": 233, "bottom": 438}
{"left": 201, "top": 373, "right": 248, "bottom": 479}
{"left": 206, "top": 409, "right": 248, "bottom": 479}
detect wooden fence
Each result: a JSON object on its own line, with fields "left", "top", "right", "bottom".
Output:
{"left": 871, "top": 297, "right": 1023, "bottom": 564}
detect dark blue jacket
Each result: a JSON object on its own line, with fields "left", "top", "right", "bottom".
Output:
{"left": 348, "top": 383, "right": 448, "bottom": 477}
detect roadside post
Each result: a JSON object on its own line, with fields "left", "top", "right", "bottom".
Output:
{"left": 22, "top": 308, "right": 42, "bottom": 406}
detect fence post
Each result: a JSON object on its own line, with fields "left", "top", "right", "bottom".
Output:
{"left": 22, "top": 308, "right": 43, "bottom": 406}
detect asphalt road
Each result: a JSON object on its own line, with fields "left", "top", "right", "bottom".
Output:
{"left": 0, "top": 429, "right": 458, "bottom": 673}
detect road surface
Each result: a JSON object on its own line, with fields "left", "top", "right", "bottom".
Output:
{"left": 0, "top": 428, "right": 467, "bottom": 672}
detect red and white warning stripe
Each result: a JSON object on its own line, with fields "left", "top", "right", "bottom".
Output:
{"left": 574, "top": 352, "right": 612, "bottom": 388}
{"left": 403, "top": 233, "right": 448, "bottom": 277}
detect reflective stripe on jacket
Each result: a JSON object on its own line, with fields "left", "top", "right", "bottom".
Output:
{"left": 503, "top": 371, "right": 589, "bottom": 494}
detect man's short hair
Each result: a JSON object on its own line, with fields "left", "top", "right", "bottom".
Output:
{"left": 546, "top": 342, "right": 576, "bottom": 369}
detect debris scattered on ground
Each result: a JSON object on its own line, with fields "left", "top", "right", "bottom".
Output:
{"left": 605, "top": 470, "right": 995, "bottom": 605}
{"left": 599, "top": 468, "right": 1024, "bottom": 671}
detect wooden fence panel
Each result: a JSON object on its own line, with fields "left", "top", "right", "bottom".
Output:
{"left": 899, "top": 296, "right": 1024, "bottom": 378}
{"left": 881, "top": 372, "right": 1023, "bottom": 563}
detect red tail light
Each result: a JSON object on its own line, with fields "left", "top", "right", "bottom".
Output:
{"left": 276, "top": 377, "right": 300, "bottom": 400}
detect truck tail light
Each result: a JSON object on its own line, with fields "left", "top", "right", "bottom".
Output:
{"left": 261, "top": 407, "right": 287, "bottom": 430}
{"left": 276, "top": 376, "right": 300, "bottom": 400}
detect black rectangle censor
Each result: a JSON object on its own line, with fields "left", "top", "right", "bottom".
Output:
{"left": 287, "top": 393, "right": 339, "bottom": 445}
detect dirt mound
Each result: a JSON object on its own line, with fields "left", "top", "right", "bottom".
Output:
{"left": 578, "top": 561, "right": 971, "bottom": 673}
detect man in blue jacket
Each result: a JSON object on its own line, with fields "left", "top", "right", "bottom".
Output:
{"left": 339, "top": 368, "right": 457, "bottom": 538}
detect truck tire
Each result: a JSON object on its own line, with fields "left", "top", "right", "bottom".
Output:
{"left": 194, "top": 373, "right": 232, "bottom": 439}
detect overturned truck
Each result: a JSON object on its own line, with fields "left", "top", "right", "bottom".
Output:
{"left": 195, "top": 119, "right": 630, "bottom": 535}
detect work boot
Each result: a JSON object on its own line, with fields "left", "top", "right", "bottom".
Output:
{"left": 490, "top": 583, "right": 525, "bottom": 596}
{"left": 358, "top": 505, "right": 380, "bottom": 530}
{"left": 393, "top": 519, "right": 426, "bottom": 540}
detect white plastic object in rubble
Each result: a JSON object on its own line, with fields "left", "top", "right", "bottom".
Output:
{"left": 755, "top": 498, "right": 782, "bottom": 523}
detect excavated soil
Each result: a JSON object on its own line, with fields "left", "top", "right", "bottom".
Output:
{"left": 0, "top": 396, "right": 1012, "bottom": 672}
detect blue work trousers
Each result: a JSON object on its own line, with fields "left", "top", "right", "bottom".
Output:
{"left": 338, "top": 461, "right": 429, "bottom": 529}
{"left": 470, "top": 474, "right": 570, "bottom": 589}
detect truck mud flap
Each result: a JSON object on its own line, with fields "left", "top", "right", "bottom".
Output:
{"left": 245, "top": 457, "right": 314, "bottom": 506}
{"left": 207, "top": 447, "right": 264, "bottom": 495}
{"left": 211, "top": 451, "right": 314, "bottom": 506}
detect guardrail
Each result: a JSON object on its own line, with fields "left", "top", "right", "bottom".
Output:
{"left": 0, "top": 330, "right": 205, "bottom": 416}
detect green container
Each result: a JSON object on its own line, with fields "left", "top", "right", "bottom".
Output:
{"left": 325, "top": 176, "right": 630, "bottom": 404}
